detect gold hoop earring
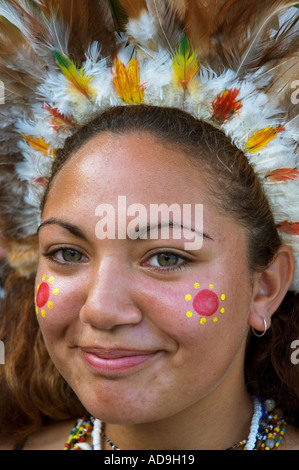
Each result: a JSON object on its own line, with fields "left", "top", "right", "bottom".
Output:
{"left": 252, "top": 317, "right": 268, "bottom": 337}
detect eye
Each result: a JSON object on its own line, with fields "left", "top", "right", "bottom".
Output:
{"left": 144, "top": 252, "right": 187, "bottom": 271}
{"left": 152, "top": 253, "right": 181, "bottom": 267}
{"left": 44, "top": 247, "right": 88, "bottom": 265}
{"left": 59, "top": 249, "right": 84, "bottom": 263}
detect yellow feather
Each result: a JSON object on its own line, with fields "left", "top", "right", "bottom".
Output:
{"left": 52, "top": 50, "right": 96, "bottom": 100}
{"left": 246, "top": 125, "right": 285, "bottom": 153}
{"left": 172, "top": 34, "right": 199, "bottom": 91}
{"left": 21, "top": 134, "right": 55, "bottom": 157}
{"left": 112, "top": 56, "right": 145, "bottom": 104}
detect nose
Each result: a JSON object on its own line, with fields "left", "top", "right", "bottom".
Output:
{"left": 79, "top": 258, "right": 142, "bottom": 330}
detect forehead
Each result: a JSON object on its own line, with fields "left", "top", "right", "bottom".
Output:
{"left": 42, "top": 130, "right": 247, "bottom": 255}
{"left": 45, "top": 131, "right": 213, "bottom": 208}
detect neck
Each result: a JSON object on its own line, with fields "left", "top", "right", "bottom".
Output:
{"left": 104, "top": 369, "right": 253, "bottom": 450}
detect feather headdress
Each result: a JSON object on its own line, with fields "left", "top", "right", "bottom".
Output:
{"left": 0, "top": 0, "right": 299, "bottom": 291}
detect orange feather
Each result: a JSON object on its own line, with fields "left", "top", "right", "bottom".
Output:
{"left": 21, "top": 134, "right": 55, "bottom": 157}
{"left": 266, "top": 168, "right": 299, "bottom": 182}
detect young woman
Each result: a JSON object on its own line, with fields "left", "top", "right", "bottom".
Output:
{"left": 0, "top": 0, "right": 299, "bottom": 450}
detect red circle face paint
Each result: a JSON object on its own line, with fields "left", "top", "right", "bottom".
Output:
{"left": 36, "top": 282, "right": 50, "bottom": 308}
{"left": 192, "top": 289, "right": 219, "bottom": 317}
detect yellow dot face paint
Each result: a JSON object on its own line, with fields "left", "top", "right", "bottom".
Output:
{"left": 185, "top": 283, "right": 226, "bottom": 325}
{"left": 35, "top": 275, "right": 59, "bottom": 318}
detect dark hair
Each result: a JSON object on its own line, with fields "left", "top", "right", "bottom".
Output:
{"left": 1, "top": 104, "right": 299, "bottom": 444}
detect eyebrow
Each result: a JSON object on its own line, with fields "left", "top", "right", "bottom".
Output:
{"left": 128, "top": 221, "right": 214, "bottom": 241}
{"left": 37, "top": 218, "right": 88, "bottom": 241}
{"left": 37, "top": 219, "right": 214, "bottom": 242}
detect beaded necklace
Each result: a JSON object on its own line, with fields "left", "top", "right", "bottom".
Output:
{"left": 63, "top": 397, "right": 286, "bottom": 450}
{"left": 63, "top": 417, "right": 94, "bottom": 450}
{"left": 228, "top": 398, "right": 287, "bottom": 450}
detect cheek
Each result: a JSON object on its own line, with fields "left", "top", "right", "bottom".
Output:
{"left": 147, "top": 276, "right": 251, "bottom": 362}
{"left": 184, "top": 282, "right": 226, "bottom": 326}
{"left": 172, "top": 280, "right": 251, "bottom": 376}
{"left": 35, "top": 273, "right": 60, "bottom": 318}
{"left": 144, "top": 280, "right": 249, "bottom": 393}
{"left": 146, "top": 281, "right": 228, "bottom": 343}
{"left": 35, "top": 272, "right": 82, "bottom": 333}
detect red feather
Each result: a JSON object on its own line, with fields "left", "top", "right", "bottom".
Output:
{"left": 42, "top": 104, "right": 75, "bottom": 133}
{"left": 278, "top": 220, "right": 299, "bottom": 235}
{"left": 211, "top": 88, "right": 242, "bottom": 122}
{"left": 33, "top": 177, "right": 50, "bottom": 187}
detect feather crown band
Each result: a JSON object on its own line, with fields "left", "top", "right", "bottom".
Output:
{"left": 0, "top": 0, "right": 299, "bottom": 291}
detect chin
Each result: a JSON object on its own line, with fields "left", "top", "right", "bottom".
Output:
{"left": 86, "top": 404, "right": 159, "bottom": 425}
{"left": 77, "top": 388, "right": 175, "bottom": 426}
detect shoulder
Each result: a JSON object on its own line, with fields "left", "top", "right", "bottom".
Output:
{"left": 0, "top": 439, "right": 15, "bottom": 450}
{"left": 25, "top": 419, "right": 77, "bottom": 450}
{"left": 282, "top": 425, "right": 299, "bottom": 450}
{"left": 0, "top": 419, "right": 77, "bottom": 451}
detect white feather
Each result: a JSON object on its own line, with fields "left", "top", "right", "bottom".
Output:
{"left": 126, "top": 10, "right": 158, "bottom": 47}
{"left": 141, "top": 47, "right": 172, "bottom": 103}
{"left": 237, "top": 1, "right": 299, "bottom": 74}
{"left": 0, "top": 2, "right": 32, "bottom": 39}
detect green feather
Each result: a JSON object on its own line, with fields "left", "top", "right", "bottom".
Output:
{"left": 178, "top": 33, "right": 190, "bottom": 58}
{"left": 107, "top": 0, "right": 128, "bottom": 34}
{"left": 52, "top": 50, "right": 94, "bottom": 99}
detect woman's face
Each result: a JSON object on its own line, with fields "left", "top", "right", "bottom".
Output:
{"left": 36, "top": 131, "right": 254, "bottom": 424}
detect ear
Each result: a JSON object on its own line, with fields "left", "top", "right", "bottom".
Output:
{"left": 248, "top": 245, "right": 295, "bottom": 333}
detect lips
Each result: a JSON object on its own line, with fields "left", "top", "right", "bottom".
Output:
{"left": 80, "top": 347, "right": 160, "bottom": 374}
{"left": 82, "top": 348, "right": 153, "bottom": 358}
